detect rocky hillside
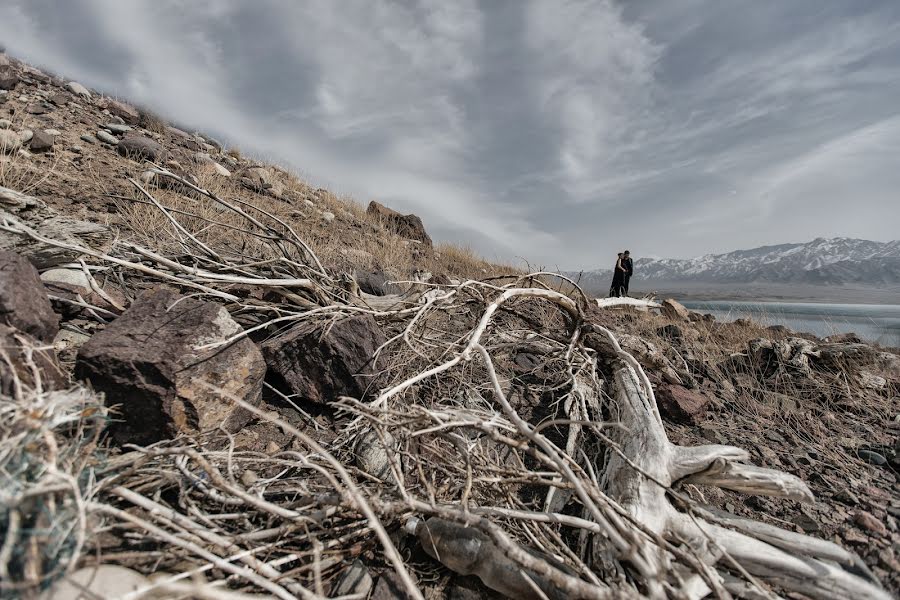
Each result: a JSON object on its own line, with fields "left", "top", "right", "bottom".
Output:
{"left": 1, "top": 52, "right": 899, "bottom": 600}
{"left": 572, "top": 237, "right": 900, "bottom": 291}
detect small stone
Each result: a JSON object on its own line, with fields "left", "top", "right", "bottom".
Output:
{"left": 29, "top": 129, "right": 56, "bottom": 152}
{"left": 321, "top": 211, "right": 336, "bottom": 223}
{"left": 304, "top": 199, "right": 315, "bottom": 208}
{"left": 39, "top": 565, "right": 150, "bottom": 600}
{"left": 854, "top": 510, "right": 888, "bottom": 536}
{"left": 45, "top": 128, "right": 61, "bottom": 136}
{"left": 49, "top": 93, "right": 69, "bottom": 107}
{"left": 80, "top": 134, "right": 98, "bottom": 145}
{"left": 65, "top": 81, "right": 91, "bottom": 99}
{"left": 859, "top": 449, "right": 888, "bottom": 465}
{"left": 104, "top": 122, "right": 131, "bottom": 135}
{"left": 0, "top": 118, "right": 10, "bottom": 129}
{"left": 212, "top": 162, "right": 231, "bottom": 177}
{"left": 25, "top": 103, "right": 48, "bottom": 115}
{"left": 96, "top": 130, "right": 118, "bottom": 145}
{"left": 70, "top": 145, "right": 83, "bottom": 154}
{"left": 266, "top": 441, "right": 281, "bottom": 454}
{"left": 240, "top": 469, "right": 259, "bottom": 487}
{"left": 40, "top": 268, "right": 91, "bottom": 290}
{"left": 859, "top": 371, "right": 887, "bottom": 390}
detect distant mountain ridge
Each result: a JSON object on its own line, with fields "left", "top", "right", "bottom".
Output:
{"left": 570, "top": 237, "right": 900, "bottom": 290}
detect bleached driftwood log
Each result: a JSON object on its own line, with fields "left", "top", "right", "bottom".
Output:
{"left": 587, "top": 323, "right": 890, "bottom": 599}
{"left": 595, "top": 297, "right": 662, "bottom": 311}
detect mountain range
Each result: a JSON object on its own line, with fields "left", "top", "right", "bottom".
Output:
{"left": 570, "top": 237, "right": 900, "bottom": 291}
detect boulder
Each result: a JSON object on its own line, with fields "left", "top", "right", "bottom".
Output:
{"left": 367, "top": 201, "right": 432, "bottom": 246}
{"left": 29, "top": 129, "right": 56, "bottom": 152}
{"left": 117, "top": 135, "right": 165, "bottom": 162}
{"left": 0, "top": 251, "right": 59, "bottom": 342}
{"left": 655, "top": 384, "right": 710, "bottom": 424}
{"left": 104, "top": 99, "right": 140, "bottom": 124}
{"left": 75, "top": 287, "right": 265, "bottom": 444}
{"left": 261, "top": 314, "right": 386, "bottom": 404}
{"left": 660, "top": 298, "right": 690, "bottom": 321}
{"left": 65, "top": 81, "right": 91, "bottom": 99}
{"left": 105, "top": 123, "right": 132, "bottom": 135}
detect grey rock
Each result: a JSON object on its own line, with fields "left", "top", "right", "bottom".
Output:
{"left": 104, "top": 123, "right": 131, "bottom": 135}
{"left": 104, "top": 99, "right": 140, "bottom": 124}
{"left": 40, "top": 268, "right": 91, "bottom": 290}
{"left": 355, "top": 429, "right": 396, "bottom": 481}
{"left": 96, "top": 130, "right": 118, "bottom": 145}
{"left": 0, "top": 130, "right": 21, "bottom": 154}
{"left": 18, "top": 129, "right": 33, "bottom": 143}
{"left": 0, "top": 119, "right": 10, "bottom": 129}
{"left": 65, "top": 81, "right": 91, "bottom": 99}
{"left": 332, "top": 560, "right": 373, "bottom": 598}
{"left": 117, "top": 135, "right": 165, "bottom": 161}
{"left": 39, "top": 565, "right": 150, "bottom": 600}
{"left": 321, "top": 211, "right": 335, "bottom": 223}
{"left": 49, "top": 93, "right": 69, "bottom": 107}
{"left": 80, "top": 134, "right": 98, "bottom": 145}
{"left": 0, "top": 65, "right": 17, "bottom": 91}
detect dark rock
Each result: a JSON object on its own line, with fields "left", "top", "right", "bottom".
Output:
{"left": 75, "top": 287, "right": 265, "bottom": 445}
{"left": 825, "top": 332, "right": 864, "bottom": 344}
{"left": 367, "top": 201, "right": 432, "bottom": 247}
{"left": 859, "top": 449, "right": 888, "bottom": 466}
{"left": 371, "top": 571, "right": 417, "bottom": 600}
{"left": 655, "top": 384, "right": 710, "bottom": 424}
{"left": 261, "top": 314, "right": 386, "bottom": 404}
{"left": 0, "top": 251, "right": 59, "bottom": 342}
{"left": 656, "top": 324, "right": 683, "bottom": 341}
{"left": 0, "top": 325, "right": 66, "bottom": 394}
{"left": 105, "top": 99, "right": 140, "bottom": 124}
{"left": 354, "top": 268, "right": 399, "bottom": 296}
{"left": 29, "top": 129, "right": 55, "bottom": 152}
{"left": 449, "top": 576, "right": 505, "bottom": 600}
{"left": 117, "top": 135, "right": 165, "bottom": 162}
{"left": 80, "top": 134, "right": 98, "bottom": 145}
{"left": 0, "top": 66, "right": 17, "bottom": 90}
{"left": 660, "top": 298, "right": 690, "bottom": 321}
{"left": 767, "top": 324, "right": 792, "bottom": 334}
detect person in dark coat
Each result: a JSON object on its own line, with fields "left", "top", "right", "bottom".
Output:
{"left": 622, "top": 250, "right": 634, "bottom": 296}
{"left": 609, "top": 253, "right": 626, "bottom": 297}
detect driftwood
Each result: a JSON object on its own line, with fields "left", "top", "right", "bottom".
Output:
{"left": 595, "top": 297, "right": 662, "bottom": 311}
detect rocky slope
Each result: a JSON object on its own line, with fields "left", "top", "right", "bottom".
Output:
{"left": 572, "top": 237, "right": 900, "bottom": 291}
{"left": 1, "top": 52, "right": 899, "bottom": 600}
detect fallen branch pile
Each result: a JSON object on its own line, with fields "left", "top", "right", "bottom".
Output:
{"left": 0, "top": 170, "right": 892, "bottom": 599}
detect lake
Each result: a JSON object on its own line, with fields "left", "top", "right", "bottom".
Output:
{"left": 680, "top": 301, "right": 900, "bottom": 347}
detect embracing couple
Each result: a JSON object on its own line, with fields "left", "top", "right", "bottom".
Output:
{"left": 609, "top": 250, "right": 633, "bottom": 298}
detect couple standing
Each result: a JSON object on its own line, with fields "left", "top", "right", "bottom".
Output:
{"left": 609, "top": 250, "right": 633, "bottom": 297}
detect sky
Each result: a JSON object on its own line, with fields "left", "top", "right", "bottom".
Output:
{"left": 1, "top": 0, "right": 899, "bottom": 270}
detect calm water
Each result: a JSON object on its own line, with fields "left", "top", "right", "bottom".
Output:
{"left": 681, "top": 301, "right": 900, "bottom": 347}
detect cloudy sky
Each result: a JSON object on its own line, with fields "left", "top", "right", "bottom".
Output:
{"left": 2, "top": 0, "right": 899, "bottom": 269}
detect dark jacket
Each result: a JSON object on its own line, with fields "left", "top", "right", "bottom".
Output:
{"left": 622, "top": 257, "right": 633, "bottom": 276}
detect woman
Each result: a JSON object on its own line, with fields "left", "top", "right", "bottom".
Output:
{"left": 609, "top": 252, "right": 626, "bottom": 297}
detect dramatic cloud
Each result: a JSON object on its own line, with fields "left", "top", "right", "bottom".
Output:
{"left": 1, "top": 0, "right": 898, "bottom": 268}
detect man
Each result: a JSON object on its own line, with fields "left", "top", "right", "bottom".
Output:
{"left": 622, "top": 250, "right": 634, "bottom": 296}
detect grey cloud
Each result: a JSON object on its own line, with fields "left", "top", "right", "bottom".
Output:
{"left": 1, "top": 0, "right": 898, "bottom": 269}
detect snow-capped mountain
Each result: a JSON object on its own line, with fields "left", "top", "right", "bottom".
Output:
{"left": 571, "top": 238, "right": 900, "bottom": 290}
